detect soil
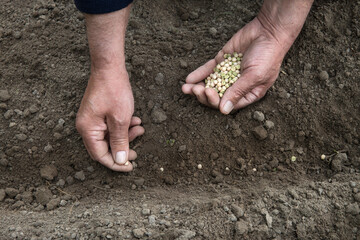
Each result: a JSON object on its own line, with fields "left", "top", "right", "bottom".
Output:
{"left": 0, "top": 0, "right": 359, "bottom": 239}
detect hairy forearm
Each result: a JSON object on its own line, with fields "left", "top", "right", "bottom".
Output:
{"left": 85, "top": 5, "right": 131, "bottom": 73}
{"left": 258, "top": 0, "right": 314, "bottom": 50}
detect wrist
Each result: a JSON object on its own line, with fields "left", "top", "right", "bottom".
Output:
{"left": 257, "top": 0, "right": 313, "bottom": 51}
{"left": 90, "top": 53, "right": 126, "bottom": 73}
{"left": 90, "top": 61, "right": 129, "bottom": 82}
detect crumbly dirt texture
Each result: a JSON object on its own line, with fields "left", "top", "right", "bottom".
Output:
{"left": 0, "top": 0, "right": 359, "bottom": 239}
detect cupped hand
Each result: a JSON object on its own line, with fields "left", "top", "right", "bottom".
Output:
{"left": 76, "top": 69, "right": 144, "bottom": 171}
{"left": 182, "top": 17, "right": 290, "bottom": 114}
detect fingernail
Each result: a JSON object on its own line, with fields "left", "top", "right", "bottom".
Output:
{"left": 223, "top": 101, "right": 234, "bottom": 114}
{"left": 115, "top": 151, "right": 127, "bottom": 164}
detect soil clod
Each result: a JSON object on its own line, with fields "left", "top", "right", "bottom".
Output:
{"left": 74, "top": 171, "right": 86, "bottom": 181}
{"left": 151, "top": 107, "right": 167, "bottom": 123}
{"left": 0, "top": 90, "right": 11, "bottom": 101}
{"left": 40, "top": 165, "right": 58, "bottom": 181}
{"left": 5, "top": 188, "right": 19, "bottom": 199}
{"left": 252, "top": 126, "right": 268, "bottom": 140}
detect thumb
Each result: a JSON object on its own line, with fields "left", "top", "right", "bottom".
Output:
{"left": 107, "top": 116, "right": 131, "bottom": 165}
{"left": 219, "top": 72, "right": 256, "bottom": 114}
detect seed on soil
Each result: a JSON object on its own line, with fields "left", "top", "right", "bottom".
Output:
{"left": 204, "top": 52, "right": 242, "bottom": 97}
{"left": 291, "top": 156, "right": 297, "bottom": 162}
{"left": 160, "top": 167, "right": 164, "bottom": 172}
{"left": 321, "top": 154, "right": 326, "bottom": 160}
{"left": 197, "top": 164, "right": 202, "bottom": 170}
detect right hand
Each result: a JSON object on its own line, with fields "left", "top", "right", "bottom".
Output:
{"left": 76, "top": 69, "right": 144, "bottom": 171}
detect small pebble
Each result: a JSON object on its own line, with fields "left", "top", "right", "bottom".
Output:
{"left": 210, "top": 152, "right": 219, "bottom": 160}
{"left": 178, "top": 145, "right": 186, "bottom": 152}
{"left": 0, "top": 90, "right": 11, "bottom": 101}
{"left": 155, "top": 73, "right": 164, "bottom": 85}
{"left": 4, "top": 110, "right": 14, "bottom": 119}
{"left": 209, "top": 27, "right": 217, "bottom": 37}
{"left": 253, "top": 111, "right": 265, "bottom": 122}
{"left": 235, "top": 219, "right": 248, "bottom": 235}
{"left": 132, "top": 228, "right": 145, "bottom": 239}
{"left": 180, "top": 59, "right": 188, "bottom": 69}
{"left": 229, "top": 214, "right": 237, "bottom": 222}
{"left": 29, "top": 104, "right": 39, "bottom": 113}
{"left": 0, "top": 158, "right": 9, "bottom": 167}
{"left": 231, "top": 204, "right": 244, "bottom": 218}
{"left": 56, "top": 179, "right": 65, "bottom": 187}
{"left": 148, "top": 215, "right": 156, "bottom": 225}
{"left": 60, "top": 200, "right": 67, "bottom": 206}
{"left": 66, "top": 176, "right": 74, "bottom": 185}
{"left": 345, "top": 203, "right": 360, "bottom": 215}
{"left": 264, "top": 120, "right": 274, "bottom": 129}
{"left": 40, "top": 165, "right": 58, "bottom": 181}
{"left": 151, "top": 107, "right": 167, "bottom": 123}
{"left": 252, "top": 126, "right": 268, "bottom": 140}
{"left": 141, "top": 208, "right": 151, "bottom": 216}
{"left": 46, "top": 198, "right": 60, "bottom": 210}
{"left": 13, "top": 31, "right": 22, "bottom": 39}
{"left": 44, "top": 143, "right": 53, "bottom": 153}
{"left": 319, "top": 71, "right": 329, "bottom": 81}
{"left": 5, "top": 188, "right": 19, "bottom": 198}
{"left": 74, "top": 171, "right": 85, "bottom": 181}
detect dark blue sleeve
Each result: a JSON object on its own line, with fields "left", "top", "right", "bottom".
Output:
{"left": 74, "top": 0, "right": 133, "bottom": 14}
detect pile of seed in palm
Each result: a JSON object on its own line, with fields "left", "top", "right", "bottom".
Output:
{"left": 205, "top": 52, "right": 242, "bottom": 97}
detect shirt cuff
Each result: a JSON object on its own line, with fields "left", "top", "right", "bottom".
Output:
{"left": 74, "top": 0, "right": 133, "bottom": 14}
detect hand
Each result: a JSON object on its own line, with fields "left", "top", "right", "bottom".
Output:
{"left": 182, "top": 0, "right": 313, "bottom": 114}
{"left": 182, "top": 18, "right": 288, "bottom": 114}
{"left": 76, "top": 69, "right": 144, "bottom": 171}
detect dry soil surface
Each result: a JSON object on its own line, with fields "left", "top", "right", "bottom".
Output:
{"left": 0, "top": 0, "right": 359, "bottom": 239}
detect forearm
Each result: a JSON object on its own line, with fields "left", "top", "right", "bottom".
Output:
{"left": 85, "top": 5, "right": 131, "bottom": 74}
{"left": 257, "top": 0, "right": 314, "bottom": 50}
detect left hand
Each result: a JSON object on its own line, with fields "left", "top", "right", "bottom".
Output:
{"left": 182, "top": 17, "right": 291, "bottom": 114}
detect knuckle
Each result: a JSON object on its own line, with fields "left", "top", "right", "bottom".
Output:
{"left": 253, "top": 71, "right": 265, "bottom": 82}
{"left": 112, "top": 115, "right": 131, "bottom": 127}
{"left": 110, "top": 137, "right": 128, "bottom": 146}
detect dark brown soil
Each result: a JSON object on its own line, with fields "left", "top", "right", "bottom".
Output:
{"left": 0, "top": 0, "right": 359, "bottom": 239}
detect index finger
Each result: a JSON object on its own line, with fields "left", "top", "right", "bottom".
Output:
{"left": 186, "top": 59, "right": 217, "bottom": 84}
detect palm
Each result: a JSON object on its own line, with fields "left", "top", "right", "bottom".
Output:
{"left": 182, "top": 17, "right": 285, "bottom": 112}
